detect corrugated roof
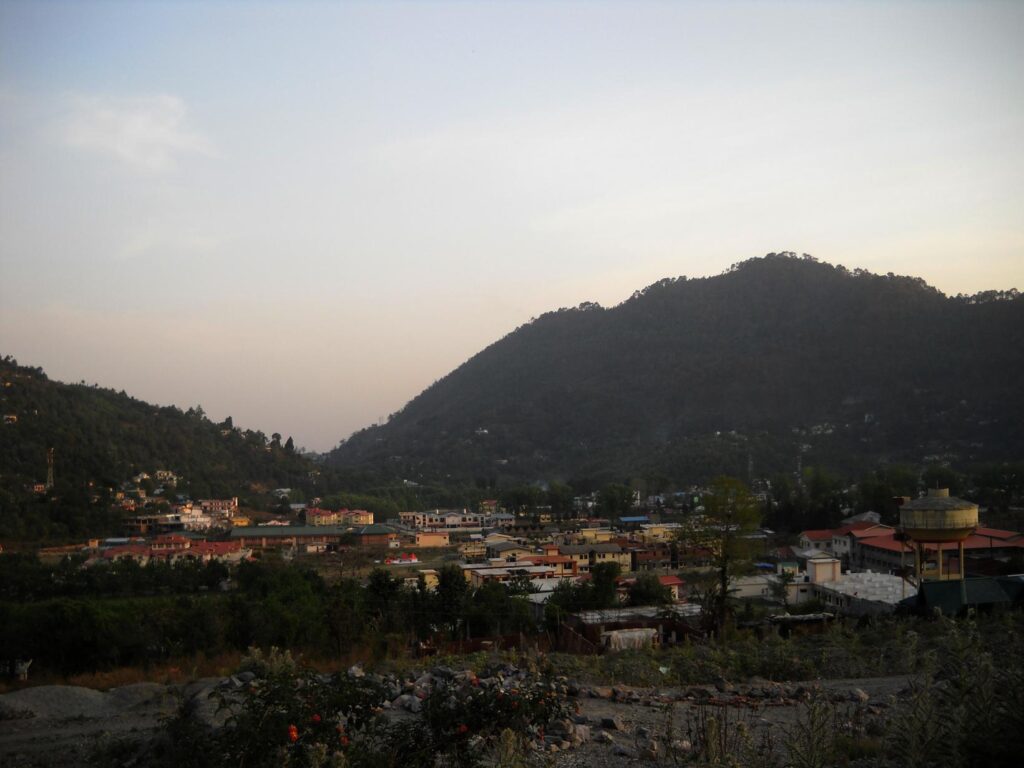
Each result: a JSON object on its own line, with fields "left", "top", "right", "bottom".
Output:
{"left": 489, "top": 541, "right": 532, "bottom": 552}
{"left": 357, "top": 524, "right": 397, "bottom": 535}
{"left": 574, "top": 605, "right": 701, "bottom": 623}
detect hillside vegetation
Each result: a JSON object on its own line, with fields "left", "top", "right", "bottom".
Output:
{"left": 0, "top": 358, "right": 316, "bottom": 539}
{"left": 329, "top": 254, "right": 1024, "bottom": 486}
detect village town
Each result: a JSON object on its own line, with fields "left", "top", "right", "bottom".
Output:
{"left": 25, "top": 466, "right": 1024, "bottom": 648}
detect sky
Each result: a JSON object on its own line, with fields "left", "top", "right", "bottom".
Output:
{"left": 1, "top": 1, "right": 1022, "bottom": 452}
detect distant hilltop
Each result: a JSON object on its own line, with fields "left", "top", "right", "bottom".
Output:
{"left": 328, "top": 253, "right": 1024, "bottom": 485}
{"left": 0, "top": 356, "right": 318, "bottom": 540}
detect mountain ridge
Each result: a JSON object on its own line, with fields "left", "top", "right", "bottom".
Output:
{"left": 328, "top": 253, "right": 1024, "bottom": 486}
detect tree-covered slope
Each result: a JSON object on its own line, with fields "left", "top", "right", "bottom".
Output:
{"left": 328, "top": 254, "right": 1024, "bottom": 485}
{"left": 0, "top": 358, "right": 316, "bottom": 538}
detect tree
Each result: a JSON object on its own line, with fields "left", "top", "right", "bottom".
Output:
{"left": 506, "top": 571, "right": 539, "bottom": 596}
{"left": 325, "top": 578, "right": 365, "bottom": 656}
{"left": 677, "top": 476, "right": 761, "bottom": 638}
{"left": 769, "top": 570, "right": 795, "bottom": 608}
{"left": 588, "top": 562, "right": 621, "bottom": 609}
{"left": 547, "top": 482, "right": 575, "bottom": 519}
{"left": 434, "top": 564, "right": 469, "bottom": 639}
{"left": 627, "top": 573, "right": 672, "bottom": 607}
{"left": 597, "top": 484, "right": 633, "bottom": 520}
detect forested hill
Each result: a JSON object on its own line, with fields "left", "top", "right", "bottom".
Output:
{"left": 0, "top": 358, "right": 316, "bottom": 537}
{"left": 328, "top": 254, "right": 1024, "bottom": 487}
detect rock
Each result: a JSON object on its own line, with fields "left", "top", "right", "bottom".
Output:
{"left": 612, "top": 744, "right": 636, "bottom": 758}
{"left": 670, "top": 738, "right": 692, "bottom": 753}
{"left": 573, "top": 725, "right": 591, "bottom": 744}
{"left": 347, "top": 664, "right": 365, "bottom": 679}
{"left": 714, "top": 679, "right": 733, "bottom": 693}
{"left": 392, "top": 694, "right": 422, "bottom": 713}
{"left": 547, "top": 719, "right": 571, "bottom": 737}
{"left": 601, "top": 715, "right": 627, "bottom": 731}
{"left": 414, "top": 673, "right": 433, "bottom": 689}
{"left": 596, "top": 730, "right": 614, "bottom": 744}
{"left": 236, "top": 671, "right": 256, "bottom": 684}
{"left": 636, "top": 726, "right": 651, "bottom": 739}
{"left": 591, "top": 686, "right": 613, "bottom": 700}
{"left": 851, "top": 688, "right": 870, "bottom": 703}
{"left": 640, "top": 740, "right": 660, "bottom": 760}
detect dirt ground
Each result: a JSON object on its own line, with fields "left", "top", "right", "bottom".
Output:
{"left": 550, "top": 675, "right": 911, "bottom": 766}
{"left": 0, "top": 675, "right": 912, "bottom": 767}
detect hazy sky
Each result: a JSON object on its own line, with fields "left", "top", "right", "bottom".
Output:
{"left": 1, "top": 1, "right": 1022, "bottom": 451}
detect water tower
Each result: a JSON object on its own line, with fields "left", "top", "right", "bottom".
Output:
{"left": 899, "top": 488, "right": 978, "bottom": 584}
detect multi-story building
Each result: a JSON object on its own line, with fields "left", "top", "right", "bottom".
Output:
{"left": 199, "top": 497, "right": 239, "bottom": 518}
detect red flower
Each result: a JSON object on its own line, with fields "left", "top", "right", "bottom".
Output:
{"left": 311, "top": 713, "right": 321, "bottom": 724}
{"left": 287, "top": 724, "right": 299, "bottom": 743}
{"left": 340, "top": 735, "right": 350, "bottom": 747}
{"left": 457, "top": 723, "right": 469, "bottom": 734}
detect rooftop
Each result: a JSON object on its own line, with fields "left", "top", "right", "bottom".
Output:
{"left": 357, "top": 524, "right": 397, "bottom": 536}
{"left": 901, "top": 488, "right": 978, "bottom": 513}
{"left": 818, "top": 571, "right": 915, "bottom": 604}
{"left": 229, "top": 525, "right": 350, "bottom": 538}
{"left": 574, "top": 605, "right": 701, "bottom": 624}
{"left": 800, "top": 529, "right": 834, "bottom": 541}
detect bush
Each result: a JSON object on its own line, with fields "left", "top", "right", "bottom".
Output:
{"left": 149, "top": 648, "right": 572, "bottom": 768}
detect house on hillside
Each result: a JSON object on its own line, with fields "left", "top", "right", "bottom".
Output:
{"left": 486, "top": 541, "right": 534, "bottom": 561}
{"left": 630, "top": 543, "right": 676, "bottom": 571}
{"left": 516, "top": 554, "right": 578, "bottom": 576}
{"left": 831, "top": 522, "right": 893, "bottom": 562}
{"left": 798, "top": 530, "right": 834, "bottom": 552}
{"left": 339, "top": 509, "right": 374, "bottom": 526}
{"left": 558, "top": 543, "right": 631, "bottom": 573}
{"left": 304, "top": 508, "right": 340, "bottom": 526}
{"left": 355, "top": 524, "right": 399, "bottom": 548}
